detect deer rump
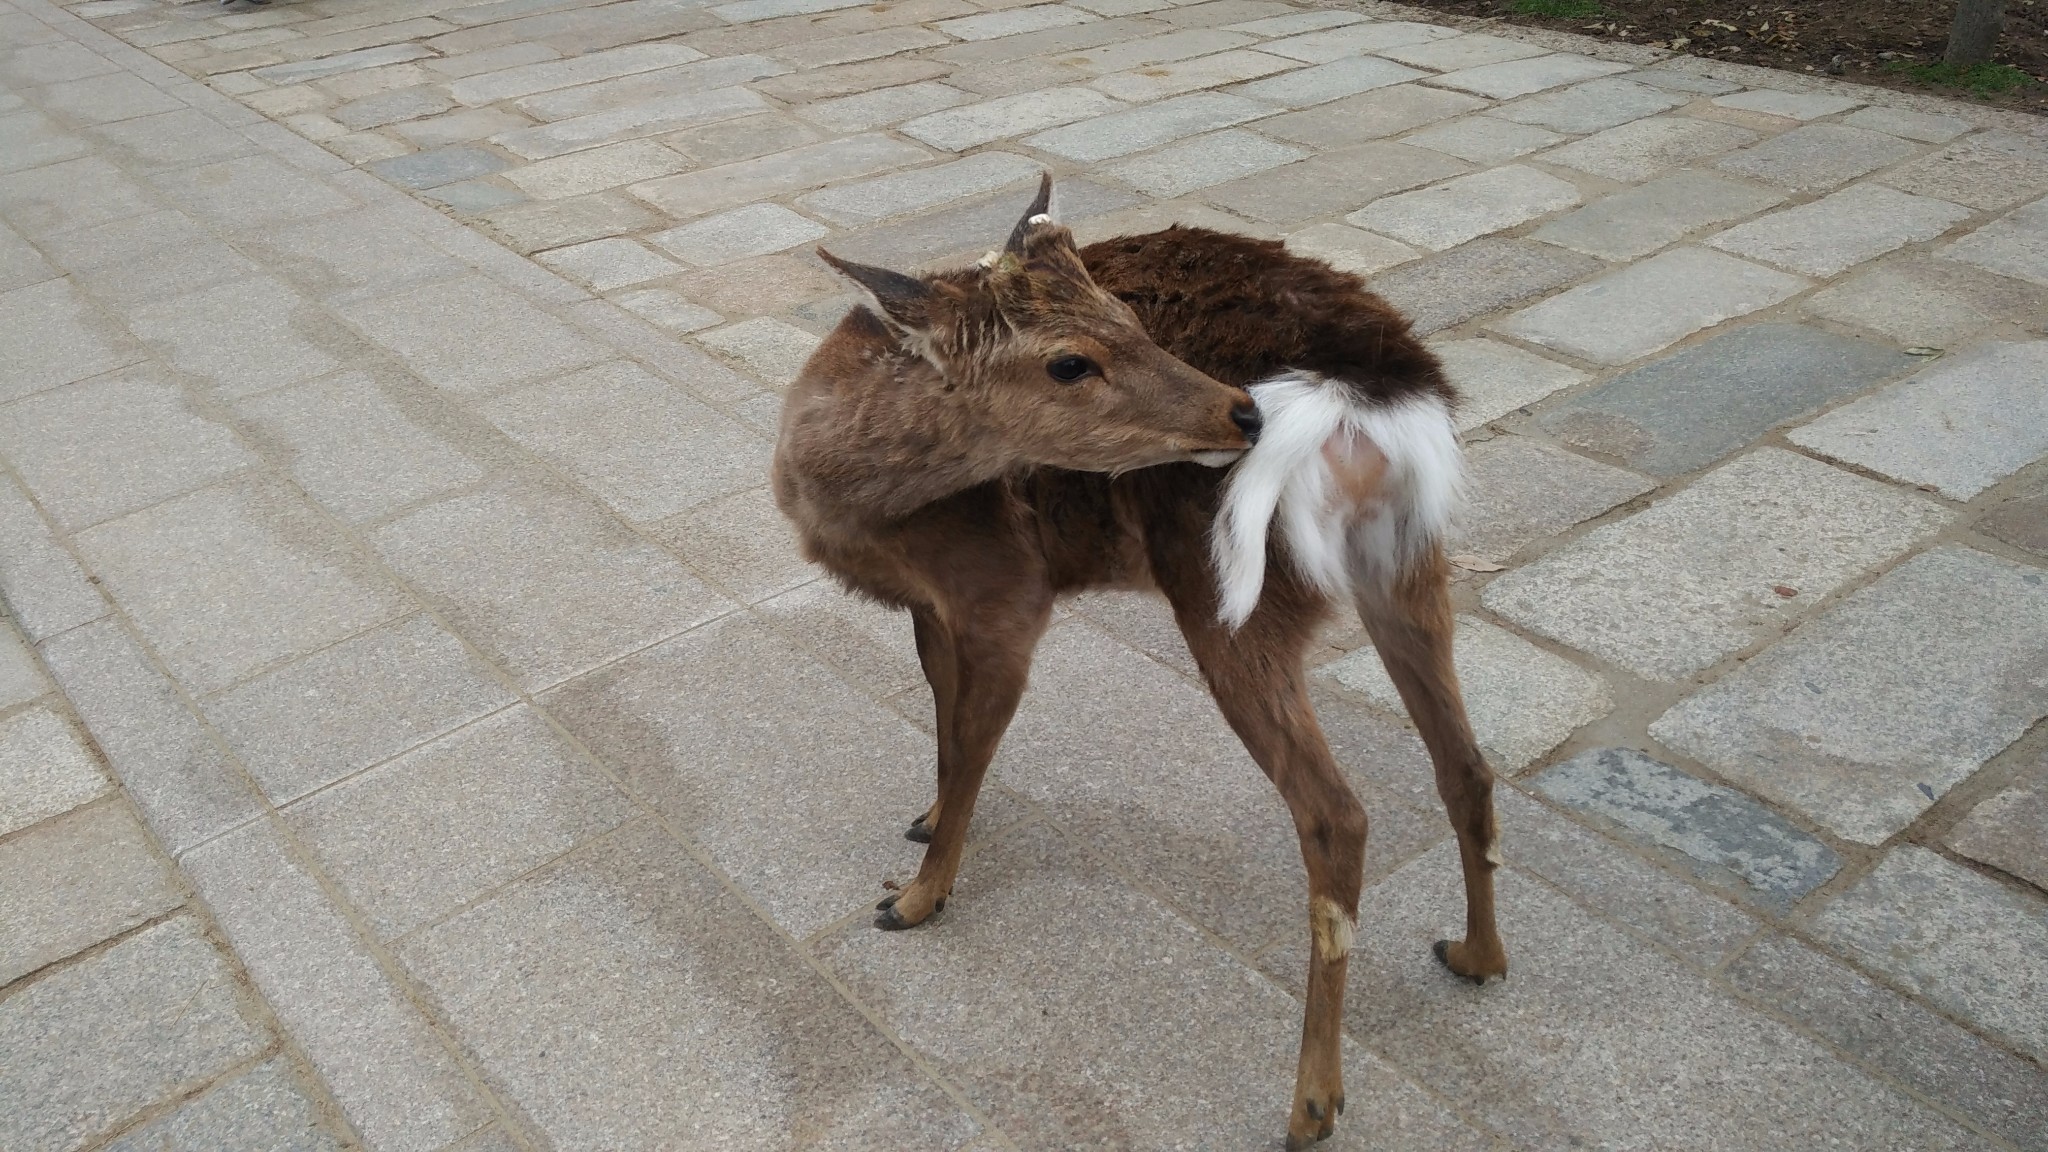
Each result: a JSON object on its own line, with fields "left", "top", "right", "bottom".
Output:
{"left": 1074, "top": 228, "right": 1463, "bottom": 625}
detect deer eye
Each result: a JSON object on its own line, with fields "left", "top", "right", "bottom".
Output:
{"left": 1046, "top": 356, "right": 1096, "bottom": 383}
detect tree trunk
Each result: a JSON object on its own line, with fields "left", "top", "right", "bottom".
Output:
{"left": 1945, "top": 0, "right": 2007, "bottom": 67}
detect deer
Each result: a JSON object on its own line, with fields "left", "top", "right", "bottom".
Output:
{"left": 772, "top": 174, "right": 1506, "bottom": 1149}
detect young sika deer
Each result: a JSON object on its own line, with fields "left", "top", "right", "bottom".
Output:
{"left": 773, "top": 176, "right": 1506, "bottom": 1149}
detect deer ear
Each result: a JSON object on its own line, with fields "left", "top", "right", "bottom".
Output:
{"left": 818, "top": 248, "right": 931, "bottom": 333}
{"left": 1002, "top": 172, "right": 1057, "bottom": 256}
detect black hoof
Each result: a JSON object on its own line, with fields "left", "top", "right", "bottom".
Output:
{"left": 1432, "top": 939, "right": 1492, "bottom": 985}
{"left": 875, "top": 905, "right": 912, "bottom": 930}
{"left": 904, "top": 819, "right": 933, "bottom": 844}
{"left": 876, "top": 892, "right": 899, "bottom": 911}
{"left": 1304, "top": 1099, "right": 1324, "bottom": 1123}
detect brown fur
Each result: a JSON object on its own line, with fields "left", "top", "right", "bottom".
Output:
{"left": 772, "top": 181, "right": 1506, "bottom": 1149}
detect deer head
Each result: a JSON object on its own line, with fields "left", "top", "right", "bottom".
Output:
{"left": 814, "top": 175, "right": 1261, "bottom": 478}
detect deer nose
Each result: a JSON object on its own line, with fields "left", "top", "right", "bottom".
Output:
{"left": 1231, "top": 400, "right": 1262, "bottom": 446}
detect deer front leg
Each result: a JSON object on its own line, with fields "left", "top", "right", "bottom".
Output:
{"left": 879, "top": 599, "right": 1048, "bottom": 930}
{"left": 905, "top": 608, "right": 957, "bottom": 844}
{"left": 1355, "top": 551, "right": 1508, "bottom": 982}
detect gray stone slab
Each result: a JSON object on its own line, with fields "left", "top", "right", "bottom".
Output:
{"left": 0, "top": 109, "right": 89, "bottom": 176}
{"left": 238, "top": 208, "right": 465, "bottom": 302}
{"left": 1491, "top": 77, "right": 1687, "bottom": 134}
{"left": 482, "top": 360, "right": 771, "bottom": 522}
{"left": 1090, "top": 47, "right": 1295, "bottom": 101}
{"left": 1280, "top": 222, "right": 1419, "bottom": 277}
{"left": 1533, "top": 747, "right": 1839, "bottom": 905}
{"left": 1431, "top": 336, "right": 1587, "bottom": 431}
{"left": 0, "top": 368, "right": 255, "bottom": 532}
{"left": 1708, "top": 183, "right": 1973, "bottom": 278}
{"left": 1201, "top": 141, "right": 1469, "bottom": 225}
{"left": 1346, "top": 162, "right": 1578, "bottom": 252}
{"left": 40, "top": 620, "right": 260, "bottom": 857}
{"left": 0, "top": 801, "right": 179, "bottom": 985}
{"left": 0, "top": 219, "right": 53, "bottom": 294}
{"left": 477, "top": 192, "right": 663, "bottom": 254}
{"left": 1302, "top": 840, "right": 1981, "bottom": 1149}
{"left": 0, "top": 278, "right": 140, "bottom": 404}
{"left": 1425, "top": 52, "right": 1630, "bottom": 99}
{"left": 489, "top": 85, "right": 769, "bottom": 159}
{"left": 987, "top": 621, "right": 1443, "bottom": 954}
{"left": 37, "top": 72, "right": 180, "bottom": 126}
{"left": 1242, "top": 82, "right": 1485, "bottom": 150}
{"left": 1379, "top": 31, "right": 1547, "bottom": 71}
{"left": 125, "top": 275, "right": 348, "bottom": 400}
{"left": 649, "top": 485, "right": 813, "bottom": 605}
{"left": 288, "top": 705, "right": 632, "bottom": 939}
{"left": 184, "top": 818, "right": 493, "bottom": 1150}
{"left": 796, "top": 80, "right": 970, "bottom": 134}
{"left": 0, "top": 156, "right": 158, "bottom": 238}
{"left": 820, "top": 822, "right": 1487, "bottom": 1152}
{"left": 1532, "top": 169, "right": 1785, "bottom": 261}
{"left": 0, "top": 625, "right": 41, "bottom": 710}
{"left": 87, "top": 108, "right": 253, "bottom": 174}
{"left": 1399, "top": 114, "right": 1560, "bottom": 164}
{"left": 1949, "top": 770, "right": 2048, "bottom": 893}
{"left": 1486, "top": 448, "right": 1951, "bottom": 682}
{"left": 512, "top": 54, "right": 789, "bottom": 120}
{"left": 752, "top": 578, "right": 925, "bottom": 700}
{"left": 1805, "top": 254, "right": 2048, "bottom": 348}
{"left": 0, "top": 705, "right": 111, "bottom": 838}
{"left": 631, "top": 131, "right": 932, "bottom": 220}
{"left": 930, "top": 14, "right": 1171, "bottom": 67}
{"left": 1842, "top": 105, "right": 1973, "bottom": 144}
{"left": 1813, "top": 845, "right": 2048, "bottom": 1062}
{"left": 824, "top": 178, "right": 1139, "bottom": 270}
{"left": 535, "top": 236, "right": 681, "bottom": 289}
{"left": 74, "top": 475, "right": 412, "bottom": 696}
{"left": 797, "top": 150, "right": 1042, "bottom": 226}
{"left": 1790, "top": 341, "right": 2048, "bottom": 500}
{"left": 1261, "top": 20, "right": 1460, "bottom": 64}
{"left": 1541, "top": 114, "right": 1760, "bottom": 183}
{"left": 1539, "top": 323, "right": 1916, "bottom": 477}
{"left": 399, "top": 820, "right": 979, "bottom": 1149}
{"left": 1231, "top": 55, "right": 1423, "bottom": 107}
{"left": 1456, "top": 435, "right": 1654, "bottom": 562}
{"left": 697, "top": 317, "right": 821, "bottom": 386}
{"left": 1980, "top": 468, "right": 2048, "bottom": 558}
{"left": 499, "top": 140, "right": 689, "bottom": 200}
{"left": 938, "top": 3, "right": 1095, "bottom": 39}
{"left": 1322, "top": 614, "right": 1611, "bottom": 772}
{"left": 1946, "top": 193, "right": 2048, "bottom": 289}
{"left": 447, "top": 41, "right": 704, "bottom": 105}
{"left": 1492, "top": 247, "right": 1810, "bottom": 366}
{"left": 150, "top": 155, "right": 356, "bottom": 227}
{"left": 1715, "top": 124, "right": 1919, "bottom": 192}
{"left": 101, "top": 1058, "right": 345, "bottom": 1152}
{"left": 648, "top": 202, "right": 826, "bottom": 267}
{"left": 1880, "top": 130, "right": 2048, "bottom": 210}
{"left": 901, "top": 86, "right": 1123, "bottom": 151}
{"left": 1370, "top": 237, "right": 1600, "bottom": 335}
{"left": 250, "top": 43, "right": 434, "bottom": 84}
{"left": 1710, "top": 88, "right": 1862, "bottom": 120}
{"left": 1100, "top": 128, "right": 1306, "bottom": 197}
{"left": 367, "top": 145, "right": 507, "bottom": 189}
{"left": 1727, "top": 933, "right": 2048, "bottom": 1152}
{"left": 370, "top": 472, "right": 732, "bottom": 691}
{"left": 339, "top": 274, "right": 607, "bottom": 394}
{"left": 203, "top": 615, "right": 515, "bottom": 805}
{"left": 0, "top": 917, "right": 268, "bottom": 1152}
{"left": 1652, "top": 546, "right": 2048, "bottom": 845}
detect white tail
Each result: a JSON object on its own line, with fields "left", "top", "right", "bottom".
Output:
{"left": 1210, "top": 374, "right": 1463, "bottom": 629}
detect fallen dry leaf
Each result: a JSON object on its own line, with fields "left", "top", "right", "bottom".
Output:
{"left": 1449, "top": 555, "right": 1507, "bottom": 573}
{"left": 1772, "top": 585, "right": 1799, "bottom": 598}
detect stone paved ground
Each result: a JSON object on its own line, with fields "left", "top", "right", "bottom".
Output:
{"left": 1, "top": 0, "right": 2046, "bottom": 1146}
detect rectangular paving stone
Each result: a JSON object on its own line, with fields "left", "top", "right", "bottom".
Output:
{"left": 1433, "top": 337, "right": 1588, "bottom": 431}
{"left": 1710, "top": 88, "right": 1862, "bottom": 120}
{"left": 1297, "top": 840, "right": 1980, "bottom": 1150}
{"left": 125, "top": 275, "right": 347, "bottom": 400}
{"left": 769, "top": 26, "right": 951, "bottom": 69}
{"left": 1944, "top": 193, "right": 2048, "bottom": 288}
{"left": 488, "top": 85, "right": 769, "bottom": 159}
{"left": 37, "top": 71, "right": 181, "bottom": 126}
{"left": 649, "top": 484, "right": 812, "bottom": 604}
{"left": 1842, "top": 105, "right": 1973, "bottom": 143}
{"left": 0, "top": 917, "right": 268, "bottom": 1152}
{"left": 1346, "top": 163, "right": 1579, "bottom": 252}
{"left": 1201, "top": 140, "right": 1468, "bottom": 224}
{"left": 75, "top": 475, "right": 412, "bottom": 696}
{"left": 1790, "top": 341, "right": 2048, "bottom": 499}
{"left": 1809, "top": 255, "right": 2048, "bottom": 349}
{"left": 496, "top": 139, "right": 686, "bottom": 199}
{"left": 399, "top": 820, "right": 979, "bottom": 1148}
{"left": 938, "top": 2, "right": 1094, "bottom": 40}
{"left": 1812, "top": 845, "right": 2048, "bottom": 1061}
{"left": 757, "top": 57, "right": 952, "bottom": 103}
{"left": 630, "top": 131, "right": 931, "bottom": 219}
{"left": 1878, "top": 130, "right": 2048, "bottom": 210}
{"left": 1715, "top": 123, "right": 1921, "bottom": 193}
{"left": 1226, "top": 55, "right": 1421, "bottom": 106}
{"left": 512, "top": 54, "right": 789, "bottom": 120}
{"left": 1541, "top": 114, "right": 1760, "bottom": 183}
{"left": 797, "top": 80, "right": 969, "bottom": 133}
{"left": 1540, "top": 323, "right": 1915, "bottom": 477}
{"left": 184, "top": 819, "right": 493, "bottom": 1150}
{"left": 340, "top": 274, "right": 606, "bottom": 393}
{"left": 798, "top": 151, "right": 1042, "bottom": 225}
{"left": 100, "top": 1058, "right": 346, "bottom": 1152}
{"left": 1056, "top": 27, "right": 1253, "bottom": 74}
{"left": 1260, "top": 20, "right": 1459, "bottom": 64}
{"left": 1492, "top": 77, "right": 1687, "bottom": 134}
{"left": 1019, "top": 90, "right": 1269, "bottom": 161}
{"left": 647, "top": 202, "right": 826, "bottom": 267}
{"left": 901, "top": 86, "right": 1123, "bottom": 150}
{"left": 1257, "top": 82, "right": 1485, "bottom": 149}
{"left": 1534, "top": 747, "right": 1839, "bottom": 905}
{"left": 823, "top": 177, "right": 1140, "bottom": 269}
{"left": 0, "top": 109, "right": 89, "bottom": 177}
{"left": 1426, "top": 52, "right": 1630, "bottom": 99}
{"left": 150, "top": 155, "right": 355, "bottom": 227}
{"left": 0, "top": 368, "right": 255, "bottom": 532}
{"left": 0, "top": 219, "right": 53, "bottom": 294}
{"left": 372, "top": 472, "right": 731, "bottom": 690}
{"left": 1281, "top": 221, "right": 1418, "bottom": 276}
{"left": 288, "top": 705, "right": 632, "bottom": 939}
{"left": 1379, "top": 31, "right": 1548, "bottom": 71}
{"left": 1727, "top": 932, "right": 2048, "bottom": 1152}
{"left": 1089, "top": 48, "right": 1293, "bottom": 102}
{"left": 0, "top": 278, "right": 140, "bottom": 404}
{"left": 931, "top": 15, "right": 1169, "bottom": 66}
{"left": 1492, "top": 247, "right": 1810, "bottom": 366}
{"left": 1654, "top": 546, "right": 2048, "bottom": 845}
{"left": 250, "top": 42, "right": 433, "bottom": 84}
{"left": 1949, "top": 767, "right": 2048, "bottom": 893}
{"left": 332, "top": 85, "right": 455, "bottom": 130}
{"left": 448, "top": 41, "right": 703, "bottom": 105}
{"left": 1322, "top": 614, "right": 1611, "bottom": 771}
{"left": 0, "top": 155, "right": 159, "bottom": 238}
{"left": 0, "top": 705, "right": 109, "bottom": 839}
{"left": 1708, "top": 182, "right": 1972, "bottom": 278}
{"left": 238, "top": 208, "right": 465, "bottom": 301}
{"left": 0, "top": 625, "right": 41, "bottom": 710}
{"left": 0, "top": 801, "right": 179, "bottom": 985}
{"left": 1222, "top": 10, "right": 1363, "bottom": 35}
{"left": 1399, "top": 114, "right": 1560, "bottom": 164}
{"left": 88, "top": 108, "right": 253, "bottom": 174}
{"left": 40, "top": 620, "right": 258, "bottom": 857}
{"left": 1099, "top": 127, "right": 1305, "bottom": 197}
{"left": 1487, "top": 448, "right": 1951, "bottom": 682}
{"left": 823, "top": 821, "right": 1490, "bottom": 1151}
{"left": 533, "top": 236, "right": 681, "bottom": 290}
{"left": 1372, "top": 236, "right": 1599, "bottom": 335}
{"left": 1456, "top": 435, "right": 1653, "bottom": 562}
{"left": 695, "top": 316, "right": 821, "bottom": 385}
{"left": 1533, "top": 169, "right": 1784, "bottom": 261}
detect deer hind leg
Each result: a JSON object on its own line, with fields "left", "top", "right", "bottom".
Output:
{"left": 1353, "top": 546, "right": 1507, "bottom": 982}
{"left": 878, "top": 593, "right": 1051, "bottom": 930}
{"left": 1167, "top": 579, "right": 1365, "bottom": 1149}
{"left": 905, "top": 607, "right": 957, "bottom": 844}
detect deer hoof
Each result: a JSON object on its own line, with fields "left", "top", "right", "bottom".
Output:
{"left": 1283, "top": 1109, "right": 1336, "bottom": 1149}
{"left": 1433, "top": 939, "right": 1507, "bottom": 985}
{"left": 873, "top": 892, "right": 945, "bottom": 930}
{"left": 904, "top": 817, "right": 933, "bottom": 844}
